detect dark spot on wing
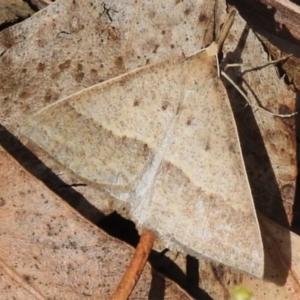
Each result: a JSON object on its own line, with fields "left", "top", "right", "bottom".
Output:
{"left": 153, "top": 45, "right": 159, "bottom": 53}
{"left": 148, "top": 10, "right": 156, "bottom": 19}
{"left": 205, "top": 140, "right": 210, "bottom": 151}
{"left": 184, "top": 8, "right": 191, "bottom": 15}
{"left": 228, "top": 142, "right": 236, "bottom": 153}
{"left": 199, "top": 13, "right": 208, "bottom": 23}
{"left": 133, "top": 99, "right": 140, "bottom": 106}
{"left": 141, "top": 143, "right": 150, "bottom": 157}
{"left": 161, "top": 102, "right": 169, "bottom": 110}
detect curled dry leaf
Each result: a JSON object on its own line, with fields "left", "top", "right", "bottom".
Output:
{"left": 228, "top": 0, "right": 300, "bottom": 43}
{"left": 30, "top": 0, "right": 54, "bottom": 10}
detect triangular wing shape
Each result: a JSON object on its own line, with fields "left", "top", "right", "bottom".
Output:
{"left": 21, "top": 50, "right": 264, "bottom": 277}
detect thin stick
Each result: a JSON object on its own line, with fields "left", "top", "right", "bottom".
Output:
{"left": 111, "top": 229, "right": 156, "bottom": 300}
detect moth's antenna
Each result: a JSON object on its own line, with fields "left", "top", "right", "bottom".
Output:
{"left": 206, "top": 9, "right": 236, "bottom": 77}
{"left": 215, "top": 9, "right": 236, "bottom": 52}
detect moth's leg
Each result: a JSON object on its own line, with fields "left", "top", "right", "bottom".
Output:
{"left": 221, "top": 70, "right": 296, "bottom": 118}
{"left": 224, "top": 55, "right": 291, "bottom": 72}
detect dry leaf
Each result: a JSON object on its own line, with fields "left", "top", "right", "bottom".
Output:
{"left": 0, "top": 0, "right": 298, "bottom": 298}
{"left": 0, "top": 145, "right": 193, "bottom": 299}
{"left": 0, "top": 0, "right": 34, "bottom": 26}
{"left": 188, "top": 214, "right": 300, "bottom": 300}
{"left": 220, "top": 6, "right": 296, "bottom": 225}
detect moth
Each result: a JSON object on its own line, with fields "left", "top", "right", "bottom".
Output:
{"left": 21, "top": 10, "right": 264, "bottom": 278}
